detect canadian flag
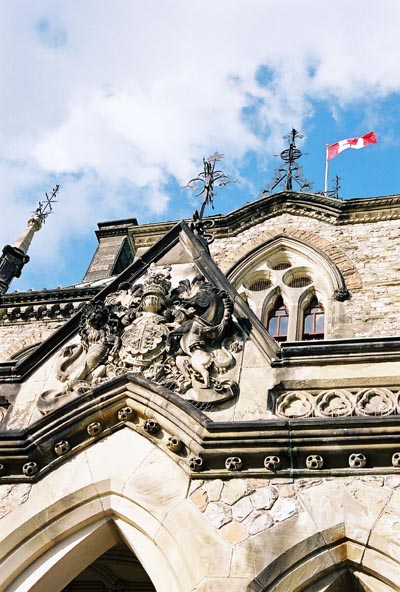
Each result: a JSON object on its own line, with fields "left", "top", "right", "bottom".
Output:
{"left": 327, "top": 131, "right": 378, "bottom": 160}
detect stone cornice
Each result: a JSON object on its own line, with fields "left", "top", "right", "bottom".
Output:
{"left": 274, "top": 336, "right": 400, "bottom": 366}
{"left": 126, "top": 191, "right": 400, "bottom": 248}
{"left": 0, "top": 286, "right": 99, "bottom": 306}
{"left": 0, "top": 286, "right": 100, "bottom": 324}
{"left": 95, "top": 217, "right": 138, "bottom": 239}
{"left": 1, "top": 373, "right": 400, "bottom": 483}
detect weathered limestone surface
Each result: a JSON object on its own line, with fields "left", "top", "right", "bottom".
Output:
{"left": 0, "top": 483, "right": 31, "bottom": 519}
{"left": 0, "top": 430, "right": 232, "bottom": 592}
{"left": 0, "top": 212, "right": 398, "bottom": 362}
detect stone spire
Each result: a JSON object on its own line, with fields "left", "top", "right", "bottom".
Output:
{"left": 13, "top": 216, "right": 43, "bottom": 255}
{"left": 0, "top": 185, "right": 59, "bottom": 294}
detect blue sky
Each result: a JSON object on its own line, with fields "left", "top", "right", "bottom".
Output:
{"left": 1, "top": 0, "right": 400, "bottom": 291}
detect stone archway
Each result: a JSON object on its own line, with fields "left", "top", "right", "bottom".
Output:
{"left": 249, "top": 536, "right": 400, "bottom": 592}
{"left": 0, "top": 428, "right": 231, "bottom": 592}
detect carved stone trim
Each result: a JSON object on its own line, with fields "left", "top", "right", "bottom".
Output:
{"left": 349, "top": 453, "right": 367, "bottom": 468}
{"left": 22, "top": 462, "right": 38, "bottom": 476}
{"left": 264, "top": 456, "right": 281, "bottom": 471}
{"left": 128, "top": 192, "right": 400, "bottom": 252}
{"left": 0, "top": 286, "right": 99, "bottom": 325}
{"left": 225, "top": 457, "right": 243, "bottom": 471}
{"left": 2, "top": 375, "right": 400, "bottom": 483}
{"left": 275, "top": 388, "right": 400, "bottom": 419}
{"left": 167, "top": 436, "right": 183, "bottom": 453}
{"left": 306, "top": 455, "right": 324, "bottom": 470}
{"left": 87, "top": 421, "right": 103, "bottom": 436}
{"left": 54, "top": 440, "right": 70, "bottom": 456}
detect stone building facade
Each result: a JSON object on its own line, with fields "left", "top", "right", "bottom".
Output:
{"left": 1, "top": 190, "right": 400, "bottom": 591}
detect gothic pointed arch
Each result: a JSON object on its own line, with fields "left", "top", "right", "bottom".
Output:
{"left": 248, "top": 531, "right": 400, "bottom": 592}
{"left": 0, "top": 427, "right": 231, "bottom": 592}
{"left": 301, "top": 296, "right": 325, "bottom": 340}
{"left": 264, "top": 293, "right": 289, "bottom": 343}
{"left": 222, "top": 228, "right": 362, "bottom": 293}
{"left": 297, "top": 289, "right": 326, "bottom": 341}
{"left": 227, "top": 234, "right": 351, "bottom": 340}
{"left": 227, "top": 234, "right": 349, "bottom": 299}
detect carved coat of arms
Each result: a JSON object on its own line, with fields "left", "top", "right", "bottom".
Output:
{"left": 38, "top": 264, "right": 244, "bottom": 414}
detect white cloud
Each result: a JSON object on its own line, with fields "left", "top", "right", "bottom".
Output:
{"left": 1, "top": 0, "right": 400, "bottom": 289}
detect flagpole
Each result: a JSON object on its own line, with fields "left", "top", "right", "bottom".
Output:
{"left": 324, "top": 144, "right": 329, "bottom": 195}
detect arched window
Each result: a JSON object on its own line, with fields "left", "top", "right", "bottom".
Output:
{"left": 267, "top": 296, "right": 289, "bottom": 342}
{"left": 302, "top": 297, "right": 324, "bottom": 340}
{"left": 229, "top": 234, "right": 352, "bottom": 342}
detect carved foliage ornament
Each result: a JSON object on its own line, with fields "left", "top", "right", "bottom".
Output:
{"left": 38, "top": 265, "right": 244, "bottom": 414}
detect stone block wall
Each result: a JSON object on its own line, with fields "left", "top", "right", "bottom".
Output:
{"left": 0, "top": 320, "right": 64, "bottom": 362}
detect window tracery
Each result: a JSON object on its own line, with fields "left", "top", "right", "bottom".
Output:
{"left": 228, "top": 236, "right": 346, "bottom": 343}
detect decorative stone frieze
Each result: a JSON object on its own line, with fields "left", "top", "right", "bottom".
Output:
{"left": 264, "top": 456, "right": 281, "bottom": 471}
{"left": 2, "top": 376, "right": 400, "bottom": 482}
{"left": 37, "top": 264, "right": 244, "bottom": 415}
{"left": 189, "top": 456, "right": 204, "bottom": 472}
{"left": 0, "top": 301, "right": 80, "bottom": 324}
{"left": 225, "top": 457, "right": 243, "bottom": 471}
{"left": 0, "top": 286, "right": 98, "bottom": 326}
{"left": 306, "top": 455, "right": 324, "bottom": 470}
{"left": 143, "top": 419, "right": 161, "bottom": 435}
{"left": 392, "top": 452, "right": 400, "bottom": 467}
{"left": 275, "top": 388, "right": 400, "bottom": 418}
{"left": 22, "top": 462, "right": 38, "bottom": 476}
{"left": 167, "top": 436, "right": 183, "bottom": 453}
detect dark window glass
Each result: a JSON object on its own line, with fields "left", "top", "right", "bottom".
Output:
{"left": 267, "top": 296, "right": 289, "bottom": 342}
{"left": 303, "top": 298, "right": 324, "bottom": 340}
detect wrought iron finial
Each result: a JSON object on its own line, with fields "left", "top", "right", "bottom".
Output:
{"left": 328, "top": 175, "right": 341, "bottom": 199}
{"left": 0, "top": 184, "right": 60, "bottom": 294}
{"left": 265, "top": 128, "right": 312, "bottom": 194}
{"left": 183, "top": 152, "right": 236, "bottom": 244}
{"left": 317, "top": 175, "right": 341, "bottom": 198}
{"left": 32, "top": 184, "right": 59, "bottom": 224}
